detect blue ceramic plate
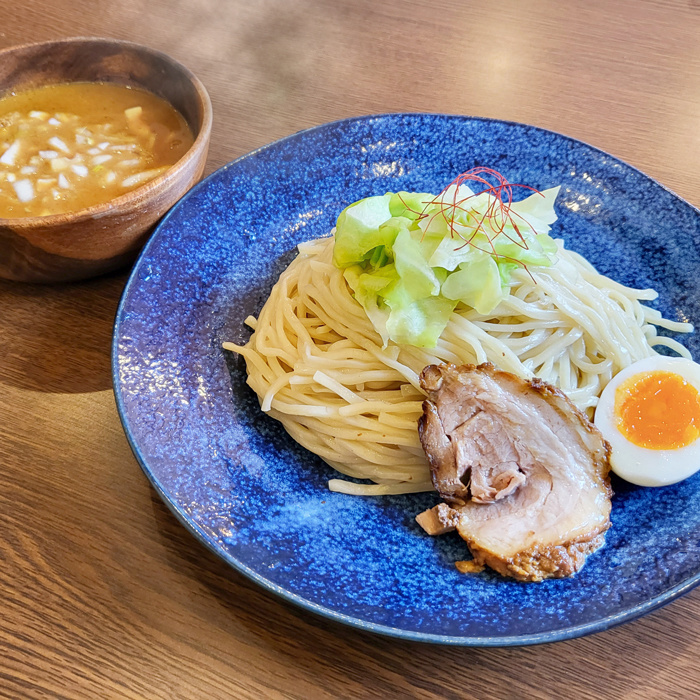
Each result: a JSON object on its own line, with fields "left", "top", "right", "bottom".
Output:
{"left": 113, "top": 114, "right": 700, "bottom": 646}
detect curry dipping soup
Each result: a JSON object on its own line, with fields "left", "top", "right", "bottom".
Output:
{"left": 0, "top": 82, "right": 194, "bottom": 218}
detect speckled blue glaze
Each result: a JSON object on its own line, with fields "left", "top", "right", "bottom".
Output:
{"left": 113, "top": 114, "right": 700, "bottom": 646}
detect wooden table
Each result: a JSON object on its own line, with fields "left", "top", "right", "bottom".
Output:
{"left": 2, "top": 1, "right": 699, "bottom": 697}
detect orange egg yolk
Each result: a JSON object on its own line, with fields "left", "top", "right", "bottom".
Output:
{"left": 614, "top": 370, "right": 700, "bottom": 450}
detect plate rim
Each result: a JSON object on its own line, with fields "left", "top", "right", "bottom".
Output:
{"left": 112, "top": 111, "right": 700, "bottom": 646}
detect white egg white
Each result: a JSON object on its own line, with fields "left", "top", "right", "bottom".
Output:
{"left": 594, "top": 355, "right": 700, "bottom": 487}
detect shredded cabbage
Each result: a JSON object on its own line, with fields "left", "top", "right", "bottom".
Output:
{"left": 333, "top": 181, "right": 561, "bottom": 347}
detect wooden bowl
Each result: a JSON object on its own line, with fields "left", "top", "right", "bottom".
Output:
{"left": 0, "top": 37, "right": 212, "bottom": 283}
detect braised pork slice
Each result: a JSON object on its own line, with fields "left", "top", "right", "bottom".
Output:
{"left": 416, "top": 362, "right": 612, "bottom": 582}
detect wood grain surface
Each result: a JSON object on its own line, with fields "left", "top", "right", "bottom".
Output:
{"left": 1, "top": 1, "right": 699, "bottom": 698}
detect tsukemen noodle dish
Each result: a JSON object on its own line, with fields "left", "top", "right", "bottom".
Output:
{"left": 224, "top": 167, "right": 698, "bottom": 582}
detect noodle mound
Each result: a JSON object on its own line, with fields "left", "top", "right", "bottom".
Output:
{"left": 224, "top": 235, "right": 691, "bottom": 495}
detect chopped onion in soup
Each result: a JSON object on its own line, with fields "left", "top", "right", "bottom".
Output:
{"left": 0, "top": 82, "right": 194, "bottom": 218}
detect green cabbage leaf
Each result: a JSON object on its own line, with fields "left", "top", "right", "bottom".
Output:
{"left": 333, "top": 183, "right": 560, "bottom": 347}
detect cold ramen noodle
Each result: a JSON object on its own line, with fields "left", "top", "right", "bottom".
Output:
{"left": 223, "top": 168, "right": 695, "bottom": 580}
{"left": 0, "top": 82, "right": 194, "bottom": 218}
{"left": 225, "top": 168, "right": 691, "bottom": 491}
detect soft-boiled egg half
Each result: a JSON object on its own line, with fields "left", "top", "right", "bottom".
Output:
{"left": 594, "top": 356, "right": 700, "bottom": 486}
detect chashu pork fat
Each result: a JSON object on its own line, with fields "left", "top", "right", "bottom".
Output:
{"left": 416, "top": 362, "right": 612, "bottom": 582}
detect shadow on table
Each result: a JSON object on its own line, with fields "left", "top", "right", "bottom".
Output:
{"left": 0, "top": 272, "right": 128, "bottom": 393}
{"left": 148, "top": 489, "right": 698, "bottom": 698}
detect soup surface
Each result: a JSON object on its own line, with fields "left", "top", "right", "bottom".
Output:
{"left": 0, "top": 82, "right": 194, "bottom": 218}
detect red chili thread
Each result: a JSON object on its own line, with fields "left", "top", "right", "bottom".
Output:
{"left": 401, "top": 168, "right": 545, "bottom": 277}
